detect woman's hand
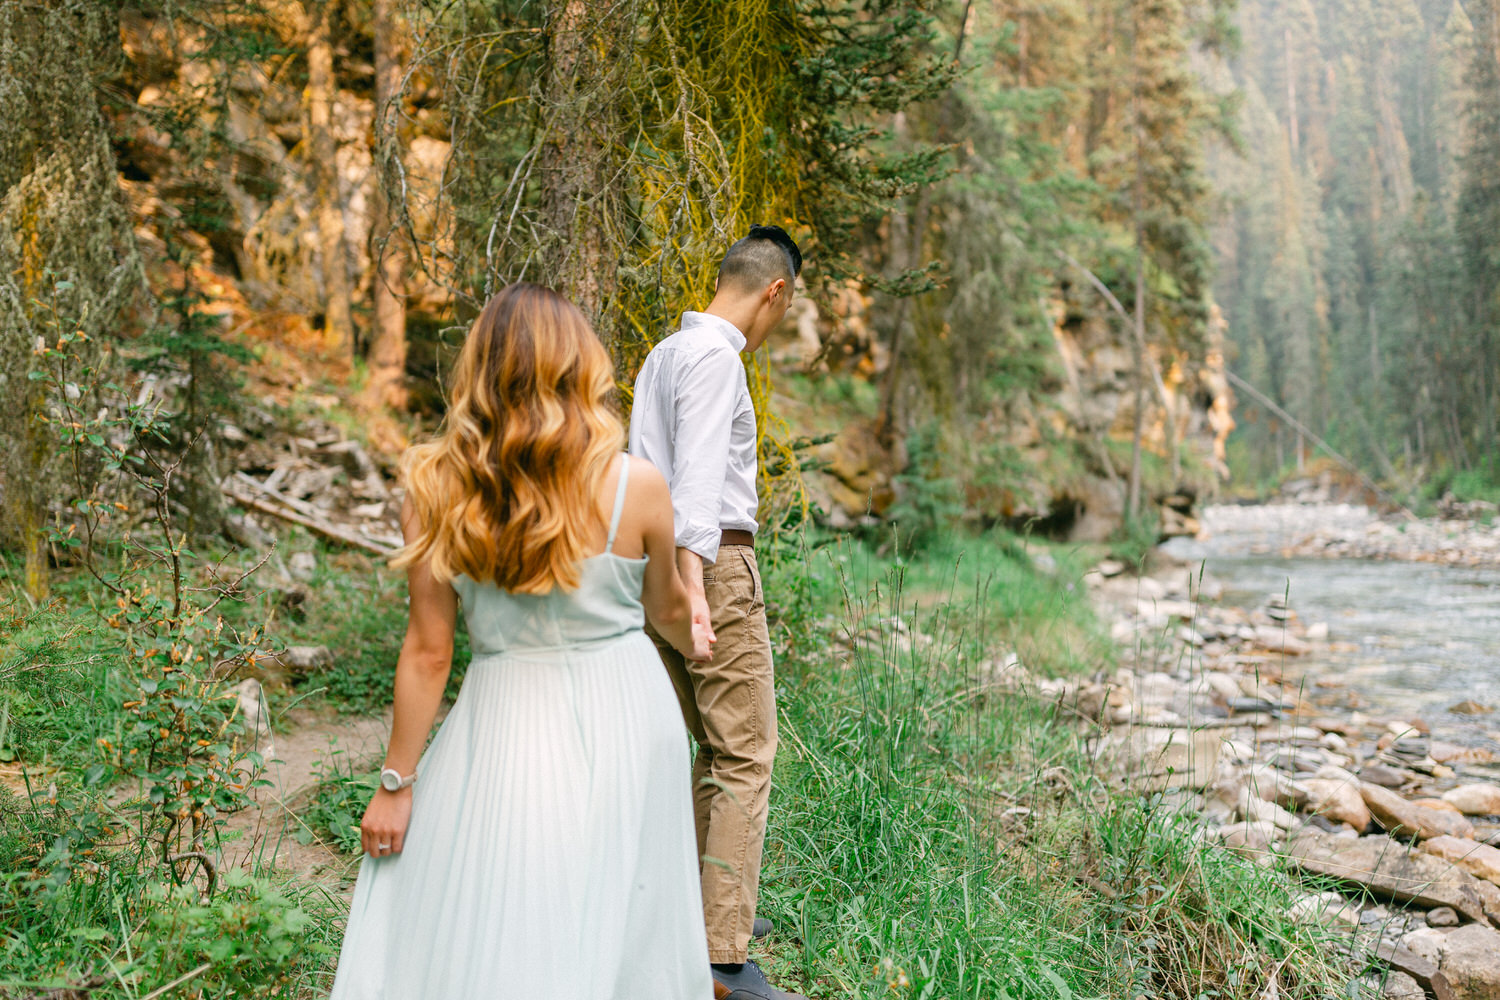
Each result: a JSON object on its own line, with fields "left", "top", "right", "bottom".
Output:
{"left": 360, "top": 787, "right": 413, "bottom": 858}
{"left": 687, "top": 617, "right": 717, "bottom": 665}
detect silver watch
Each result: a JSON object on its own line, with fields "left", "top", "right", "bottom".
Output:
{"left": 380, "top": 767, "right": 415, "bottom": 792}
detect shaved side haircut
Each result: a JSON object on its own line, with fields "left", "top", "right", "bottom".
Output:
{"left": 716, "top": 224, "right": 803, "bottom": 293}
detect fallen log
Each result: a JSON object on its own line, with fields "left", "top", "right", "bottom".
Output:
{"left": 222, "top": 476, "right": 398, "bottom": 557}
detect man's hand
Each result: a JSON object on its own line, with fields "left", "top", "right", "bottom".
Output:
{"left": 678, "top": 547, "right": 716, "bottom": 661}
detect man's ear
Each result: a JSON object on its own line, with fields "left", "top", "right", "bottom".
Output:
{"left": 768, "top": 278, "right": 786, "bottom": 303}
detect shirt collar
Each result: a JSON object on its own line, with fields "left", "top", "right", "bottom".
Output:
{"left": 680, "top": 311, "right": 747, "bottom": 353}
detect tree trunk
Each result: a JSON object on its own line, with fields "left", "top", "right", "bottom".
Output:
{"left": 363, "top": 0, "right": 407, "bottom": 411}
{"left": 303, "top": 0, "right": 354, "bottom": 358}
{"left": 0, "top": 0, "right": 141, "bottom": 602}
{"left": 537, "top": 0, "right": 631, "bottom": 338}
{"left": 1127, "top": 14, "right": 1147, "bottom": 524}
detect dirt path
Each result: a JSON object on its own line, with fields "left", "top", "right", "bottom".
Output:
{"left": 221, "top": 703, "right": 390, "bottom": 887}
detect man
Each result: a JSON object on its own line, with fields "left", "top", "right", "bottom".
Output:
{"left": 629, "top": 226, "right": 806, "bottom": 1000}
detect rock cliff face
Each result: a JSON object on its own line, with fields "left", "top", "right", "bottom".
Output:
{"left": 778, "top": 290, "right": 1235, "bottom": 541}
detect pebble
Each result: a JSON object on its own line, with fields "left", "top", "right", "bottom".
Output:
{"left": 1426, "top": 906, "right": 1459, "bottom": 927}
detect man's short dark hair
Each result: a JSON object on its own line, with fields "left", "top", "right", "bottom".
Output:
{"left": 717, "top": 224, "right": 803, "bottom": 292}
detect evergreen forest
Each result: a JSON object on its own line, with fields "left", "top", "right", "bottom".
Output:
{"left": 3, "top": 1, "right": 1500, "bottom": 998}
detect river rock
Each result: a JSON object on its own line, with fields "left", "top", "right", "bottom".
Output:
{"left": 1362, "top": 783, "right": 1476, "bottom": 841}
{"left": 1431, "top": 741, "right": 1500, "bottom": 766}
{"left": 1198, "top": 671, "right": 1244, "bottom": 702}
{"left": 1422, "top": 836, "right": 1500, "bottom": 887}
{"left": 1442, "top": 784, "right": 1500, "bottom": 817}
{"left": 1216, "top": 821, "right": 1278, "bottom": 857}
{"left": 1302, "top": 777, "right": 1372, "bottom": 831}
{"left": 1314, "top": 763, "right": 1361, "bottom": 784}
{"left": 1414, "top": 798, "right": 1462, "bottom": 813}
{"left": 1242, "top": 763, "right": 1307, "bottom": 808}
{"left": 1379, "top": 938, "right": 1456, "bottom": 1000}
{"left": 1287, "top": 831, "right": 1492, "bottom": 925}
{"left": 1437, "top": 923, "right": 1500, "bottom": 999}
{"left": 1287, "top": 891, "right": 1360, "bottom": 928}
{"left": 1238, "top": 787, "right": 1301, "bottom": 831}
{"left": 1448, "top": 701, "right": 1493, "bottom": 716}
{"left": 1362, "top": 764, "right": 1416, "bottom": 789}
{"left": 1401, "top": 926, "right": 1449, "bottom": 965}
{"left": 1379, "top": 971, "right": 1425, "bottom": 999}
{"left": 1253, "top": 625, "right": 1310, "bottom": 655}
{"left": 1428, "top": 906, "right": 1461, "bottom": 927}
{"left": 1097, "top": 726, "right": 1222, "bottom": 792}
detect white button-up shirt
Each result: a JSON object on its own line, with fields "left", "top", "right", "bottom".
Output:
{"left": 628, "top": 311, "right": 758, "bottom": 565}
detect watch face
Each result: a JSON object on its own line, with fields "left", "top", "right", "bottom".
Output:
{"left": 381, "top": 771, "right": 400, "bottom": 792}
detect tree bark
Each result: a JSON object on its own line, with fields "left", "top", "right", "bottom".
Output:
{"left": 302, "top": 0, "right": 355, "bottom": 358}
{"left": 363, "top": 0, "right": 407, "bottom": 411}
{"left": 1127, "top": 12, "right": 1147, "bottom": 524}
{"left": 537, "top": 0, "right": 631, "bottom": 337}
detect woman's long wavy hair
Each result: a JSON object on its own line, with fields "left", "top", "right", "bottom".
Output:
{"left": 393, "top": 283, "right": 623, "bottom": 593}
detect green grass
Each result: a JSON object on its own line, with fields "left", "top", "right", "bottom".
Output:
{"left": 3, "top": 528, "right": 1360, "bottom": 998}
{"left": 294, "top": 746, "right": 381, "bottom": 856}
{"left": 751, "top": 529, "right": 1352, "bottom": 999}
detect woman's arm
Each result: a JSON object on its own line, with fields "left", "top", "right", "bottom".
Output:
{"left": 634, "top": 459, "right": 712, "bottom": 661}
{"left": 360, "top": 498, "right": 458, "bottom": 857}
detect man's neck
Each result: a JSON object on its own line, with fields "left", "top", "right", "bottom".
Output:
{"left": 703, "top": 297, "right": 758, "bottom": 348}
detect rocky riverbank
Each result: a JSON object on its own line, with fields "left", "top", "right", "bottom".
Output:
{"left": 1202, "top": 501, "right": 1500, "bottom": 566}
{"left": 995, "top": 552, "right": 1500, "bottom": 999}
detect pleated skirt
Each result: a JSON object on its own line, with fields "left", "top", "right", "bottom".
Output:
{"left": 328, "top": 631, "right": 713, "bottom": 999}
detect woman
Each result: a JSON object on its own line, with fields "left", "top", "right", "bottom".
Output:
{"left": 329, "top": 283, "right": 714, "bottom": 999}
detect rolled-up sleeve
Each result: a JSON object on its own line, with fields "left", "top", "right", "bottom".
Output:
{"left": 670, "top": 348, "right": 741, "bottom": 564}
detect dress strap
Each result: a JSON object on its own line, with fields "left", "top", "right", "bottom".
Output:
{"left": 605, "top": 454, "right": 630, "bottom": 552}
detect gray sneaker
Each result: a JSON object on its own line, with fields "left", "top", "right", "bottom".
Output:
{"left": 711, "top": 959, "right": 808, "bottom": 1000}
{"left": 751, "top": 917, "right": 772, "bottom": 940}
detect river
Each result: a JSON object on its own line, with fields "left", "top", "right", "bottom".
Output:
{"left": 1163, "top": 505, "right": 1500, "bottom": 754}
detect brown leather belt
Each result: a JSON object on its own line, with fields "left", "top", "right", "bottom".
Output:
{"left": 720, "top": 529, "right": 755, "bottom": 548}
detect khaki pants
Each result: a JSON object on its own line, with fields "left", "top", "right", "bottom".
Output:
{"left": 646, "top": 544, "right": 777, "bottom": 964}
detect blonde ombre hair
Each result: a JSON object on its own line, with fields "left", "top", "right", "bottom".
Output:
{"left": 394, "top": 283, "right": 623, "bottom": 593}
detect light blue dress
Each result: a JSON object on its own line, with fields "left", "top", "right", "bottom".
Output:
{"left": 330, "top": 458, "right": 712, "bottom": 999}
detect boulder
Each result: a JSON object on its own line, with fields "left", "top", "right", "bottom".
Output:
{"left": 1363, "top": 783, "right": 1476, "bottom": 841}
{"left": 1301, "top": 777, "right": 1372, "bottom": 831}
{"left": 1422, "top": 836, "right": 1500, "bottom": 887}
{"left": 1438, "top": 923, "right": 1500, "bottom": 1000}
{"left": 1442, "top": 784, "right": 1500, "bottom": 817}
{"left": 1287, "top": 832, "right": 1492, "bottom": 925}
